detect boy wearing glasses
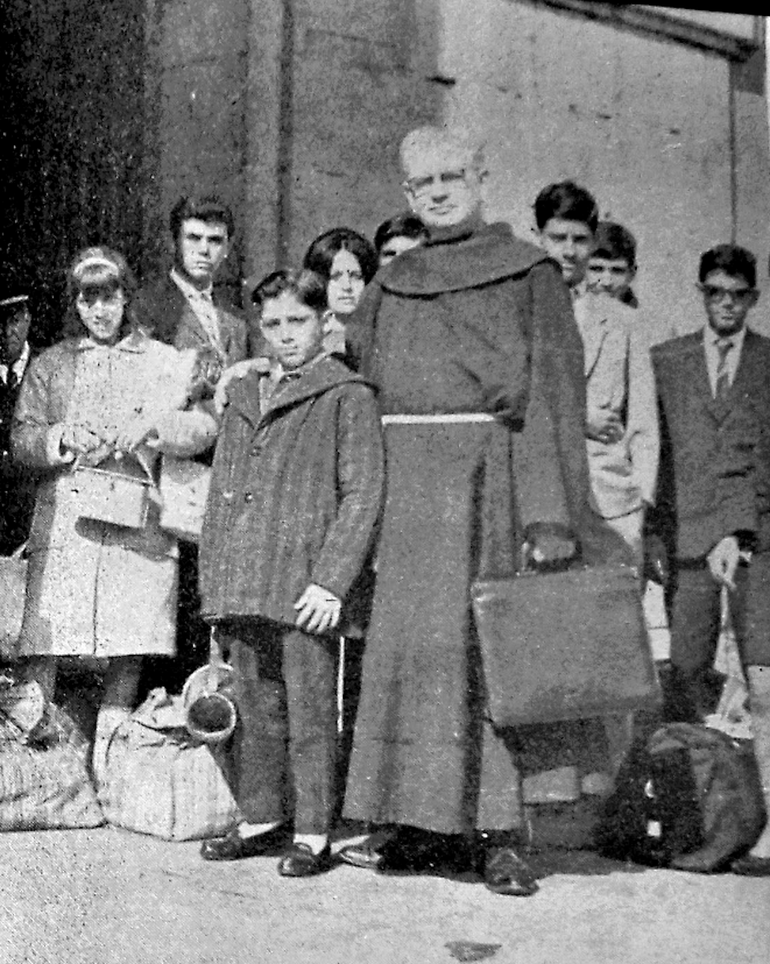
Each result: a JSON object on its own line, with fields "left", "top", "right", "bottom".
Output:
{"left": 648, "top": 244, "right": 770, "bottom": 875}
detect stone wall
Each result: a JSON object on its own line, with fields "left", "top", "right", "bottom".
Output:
{"left": 143, "top": 0, "right": 250, "bottom": 286}
{"left": 146, "top": 1, "right": 769, "bottom": 335}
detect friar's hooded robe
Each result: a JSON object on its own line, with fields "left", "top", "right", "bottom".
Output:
{"left": 343, "top": 221, "right": 624, "bottom": 834}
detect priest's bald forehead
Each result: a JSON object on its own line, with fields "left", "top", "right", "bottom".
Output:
{"left": 399, "top": 126, "right": 486, "bottom": 179}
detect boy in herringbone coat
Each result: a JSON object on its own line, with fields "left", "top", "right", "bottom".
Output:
{"left": 198, "top": 268, "right": 384, "bottom": 877}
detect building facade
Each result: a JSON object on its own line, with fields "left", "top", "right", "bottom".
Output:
{"left": 5, "top": 2, "right": 768, "bottom": 342}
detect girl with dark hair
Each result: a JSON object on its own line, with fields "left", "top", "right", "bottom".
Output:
{"left": 302, "top": 227, "right": 378, "bottom": 357}
{"left": 12, "top": 245, "right": 218, "bottom": 781}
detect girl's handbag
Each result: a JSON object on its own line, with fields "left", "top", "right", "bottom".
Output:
{"left": 158, "top": 454, "right": 211, "bottom": 543}
{"left": 72, "top": 457, "right": 155, "bottom": 530}
{"left": 0, "top": 543, "right": 28, "bottom": 659}
{"left": 471, "top": 562, "right": 661, "bottom": 728}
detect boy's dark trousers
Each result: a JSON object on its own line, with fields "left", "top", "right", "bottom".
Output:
{"left": 217, "top": 617, "right": 339, "bottom": 835}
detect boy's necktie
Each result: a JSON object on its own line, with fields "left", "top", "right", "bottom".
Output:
{"left": 715, "top": 339, "right": 734, "bottom": 401}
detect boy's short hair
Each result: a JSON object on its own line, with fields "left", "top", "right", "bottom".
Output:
{"left": 373, "top": 213, "right": 429, "bottom": 254}
{"left": 533, "top": 180, "right": 599, "bottom": 233}
{"left": 592, "top": 221, "right": 637, "bottom": 268}
{"left": 399, "top": 126, "right": 487, "bottom": 178}
{"left": 250, "top": 268, "right": 328, "bottom": 316}
{"left": 699, "top": 244, "right": 756, "bottom": 289}
{"left": 169, "top": 194, "right": 235, "bottom": 239}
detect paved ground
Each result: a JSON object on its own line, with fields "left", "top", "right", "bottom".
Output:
{"left": 2, "top": 825, "right": 769, "bottom": 964}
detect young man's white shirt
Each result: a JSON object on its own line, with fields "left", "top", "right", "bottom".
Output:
{"left": 170, "top": 267, "right": 224, "bottom": 355}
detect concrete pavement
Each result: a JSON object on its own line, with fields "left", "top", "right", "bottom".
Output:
{"left": 2, "top": 826, "right": 769, "bottom": 964}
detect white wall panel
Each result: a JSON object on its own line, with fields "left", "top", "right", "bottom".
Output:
{"left": 439, "top": 0, "right": 737, "bottom": 342}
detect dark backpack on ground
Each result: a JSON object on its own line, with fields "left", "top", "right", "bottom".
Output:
{"left": 597, "top": 721, "right": 767, "bottom": 872}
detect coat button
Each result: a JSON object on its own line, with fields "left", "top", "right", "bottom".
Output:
{"left": 244, "top": 492, "right": 254, "bottom": 503}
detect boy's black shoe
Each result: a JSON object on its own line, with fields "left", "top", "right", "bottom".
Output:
{"left": 278, "top": 842, "right": 335, "bottom": 877}
{"left": 200, "top": 823, "right": 288, "bottom": 862}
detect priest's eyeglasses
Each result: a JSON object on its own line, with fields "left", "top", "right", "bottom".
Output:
{"left": 405, "top": 169, "right": 468, "bottom": 196}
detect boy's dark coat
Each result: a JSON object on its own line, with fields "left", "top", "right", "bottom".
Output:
{"left": 198, "top": 355, "right": 384, "bottom": 631}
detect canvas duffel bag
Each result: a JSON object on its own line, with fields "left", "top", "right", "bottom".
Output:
{"left": 99, "top": 688, "right": 239, "bottom": 841}
{"left": 0, "top": 690, "right": 103, "bottom": 832}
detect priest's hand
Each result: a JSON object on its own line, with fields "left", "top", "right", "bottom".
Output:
{"left": 294, "top": 583, "right": 342, "bottom": 635}
{"left": 525, "top": 533, "right": 576, "bottom": 568}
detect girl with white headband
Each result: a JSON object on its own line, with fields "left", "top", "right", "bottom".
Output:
{"left": 11, "top": 245, "right": 218, "bottom": 783}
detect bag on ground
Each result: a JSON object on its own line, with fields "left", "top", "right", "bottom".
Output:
{"left": 99, "top": 687, "right": 239, "bottom": 841}
{"left": 0, "top": 679, "right": 103, "bottom": 831}
{"left": 597, "top": 721, "right": 767, "bottom": 872}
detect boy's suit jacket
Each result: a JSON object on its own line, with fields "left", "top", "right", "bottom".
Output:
{"left": 577, "top": 294, "right": 659, "bottom": 519}
{"left": 134, "top": 274, "right": 247, "bottom": 367}
{"left": 650, "top": 327, "right": 770, "bottom": 559}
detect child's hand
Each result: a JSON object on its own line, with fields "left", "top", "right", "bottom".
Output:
{"left": 114, "top": 413, "right": 159, "bottom": 454}
{"left": 294, "top": 583, "right": 342, "bottom": 635}
{"left": 61, "top": 422, "right": 105, "bottom": 455}
{"left": 213, "top": 358, "right": 270, "bottom": 415}
{"left": 586, "top": 413, "right": 624, "bottom": 445}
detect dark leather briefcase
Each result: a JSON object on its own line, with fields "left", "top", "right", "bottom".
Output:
{"left": 471, "top": 565, "right": 660, "bottom": 728}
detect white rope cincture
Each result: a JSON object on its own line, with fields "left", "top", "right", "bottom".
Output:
{"left": 381, "top": 412, "right": 496, "bottom": 425}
